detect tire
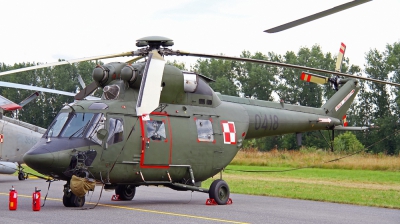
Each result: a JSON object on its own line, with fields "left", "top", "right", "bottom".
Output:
{"left": 115, "top": 184, "right": 136, "bottom": 201}
{"left": 69, "top": 193, "right": 85, "bottom": 207}
{"left": 18, "top": 172, "right": 25, "bottom": 181}
{"left": 63, "top": 194, "right": 72, "bottom": 207}
{"left": 209, "top": 179, "right": 230, "bottom": 205}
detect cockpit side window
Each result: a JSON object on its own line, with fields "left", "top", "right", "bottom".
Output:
{"left": 61, "top": 113, "right": 95, "bottom": 137}
{"left": 45, "top": 112, "right": 96, "bottom": 138}
{"left": 47, "top": 113, "right": 69, "bottom": 137}
{"left": 107, "top": 118, "right": 124, "bottom": 145}
{"left": 86, "top": 113, "right": 105, "bottom": 145}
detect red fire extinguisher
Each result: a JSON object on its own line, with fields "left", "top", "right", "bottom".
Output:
{"left": 32, "top": 187, "right": 41, "bottom": 211}
{"left": 9, "top": 186, "right": 17, "bottom": 210}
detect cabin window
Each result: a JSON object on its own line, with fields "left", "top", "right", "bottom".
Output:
{"left": 146, "top": 120, "right": 166, "bottom": 141}
{"left": 107, "top": 118, "right": 124, "bottom": 144}
{"left": 199, "top": 99, "right": 205, "bottom": 104}
{"left": 195, "top": 119, "right": 214, "bottom": 142}
{"left": 206, "top": 100, "right": 212, "bottom": 105}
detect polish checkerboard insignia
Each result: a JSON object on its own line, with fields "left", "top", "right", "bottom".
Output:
{"left": 221, "top": 121, "right": 236, "bottom": 144}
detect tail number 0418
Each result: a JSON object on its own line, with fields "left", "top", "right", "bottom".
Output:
{"left": 254, "top": 114, "right": 278, "bottom": 131}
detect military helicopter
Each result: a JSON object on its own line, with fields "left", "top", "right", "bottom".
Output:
{"left": 1, "top": 0, "right": 396, "bottom": 207}
{"left": 0, "top": 35, "right": 398, "bottom": 207}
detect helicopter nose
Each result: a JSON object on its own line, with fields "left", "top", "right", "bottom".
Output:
{"left": 23, "top": 149, "right": 55, "bottom": 173}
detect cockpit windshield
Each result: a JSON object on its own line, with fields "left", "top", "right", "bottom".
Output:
{"left": 46, "top": 112, "right": 99, "bottom": 138}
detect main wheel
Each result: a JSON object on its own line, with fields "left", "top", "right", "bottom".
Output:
{"left": 115, "top": 184, "right": 136, "bottom": 200}
{"left": 209, "top": 179, "right": 230, "bottom": 205}
{"left": 18, "top": 172, "right": 25, "bottom": 181}
{"left": 69, "top": 193, "right": 85, "bottom": 207}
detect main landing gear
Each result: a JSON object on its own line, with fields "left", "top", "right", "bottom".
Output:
{"left": 208, "top": 179, "right": 230, "bottom": 205}
{"left": 168, "top": 178, "right": 232, "bottom": 205}
{"left": 115, "top": 184, "right": 136, "bottom": 200}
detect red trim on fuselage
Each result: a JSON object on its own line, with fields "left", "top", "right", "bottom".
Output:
{"left": 139, "top": 112, "right": 171, "bottom": 169}
{"left": 1, "top": 103, "right": 22, "bottom": 111}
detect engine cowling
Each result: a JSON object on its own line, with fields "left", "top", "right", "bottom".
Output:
{"left": 0, "top": 161, "right": 17, "bottom": 174}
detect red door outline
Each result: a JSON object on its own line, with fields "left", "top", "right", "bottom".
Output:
{"left": 139, "top": 112, "right": 172, "bottom": 169}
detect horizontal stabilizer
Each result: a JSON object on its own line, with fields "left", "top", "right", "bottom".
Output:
{"left": 334, "top": 126, "right": 368, "bottom": 131}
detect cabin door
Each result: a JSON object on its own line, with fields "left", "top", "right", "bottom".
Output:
{"left": 140, "top": 114, "right": 171, "bottom": 167}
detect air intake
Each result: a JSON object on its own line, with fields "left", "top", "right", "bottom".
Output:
{"left": 103, "top": 85, "right": 120, "bottom": 100}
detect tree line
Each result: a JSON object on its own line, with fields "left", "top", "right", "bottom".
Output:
{"left": 0, "top": 42, "right": 399, "bottom": 154}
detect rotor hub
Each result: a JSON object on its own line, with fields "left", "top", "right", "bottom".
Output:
{"left": 136, "top": 36, "right": 174, "bottom": 50}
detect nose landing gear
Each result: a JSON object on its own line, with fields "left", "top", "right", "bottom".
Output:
{"left": 63, "top": 182, "right": 86, "bottom": 207}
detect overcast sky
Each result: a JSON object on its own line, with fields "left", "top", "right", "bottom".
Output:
{"left": 1, "top": 0, "right": 399, "bottom": 71}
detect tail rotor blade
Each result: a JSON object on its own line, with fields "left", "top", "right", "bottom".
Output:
{"left": 335, "top": 43, "right": 346, "bottom": 72}
{"left": 136, "top": 50, "right": 166, "bottom": 117}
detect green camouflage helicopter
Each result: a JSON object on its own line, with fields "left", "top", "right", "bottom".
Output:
{"left": 1, "top": 0, "right": 394, "bottom": 207}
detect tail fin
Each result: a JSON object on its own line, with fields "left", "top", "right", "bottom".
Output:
{"left": 321, "top": 79, "right": 359, "bottom": 119}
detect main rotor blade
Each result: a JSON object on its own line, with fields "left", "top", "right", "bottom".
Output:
{"left": 0, "top": 52, "right": 134, "bottom": 77}
{"left": 77, "top": 74, "right": 86, "bottom": 89}
{"left": 177, "top": 51, "right": 400, "bottom": 87}
{"left": 126, "top": 56, "right": 144, "bottom": 64}
{"left": 136, "top": 50, "right": 166, "bottom": 117}
{"left": 0, "top": 81, "right": 100, "bottom": 100}
{"left": 300, "top": 72, "right": 328, "bottom": 84}
{"left": 74, "top": 81, "right": 99, "bottom": 100}
{"left": 264, "top": 0, "right": 372, "bottom": 33}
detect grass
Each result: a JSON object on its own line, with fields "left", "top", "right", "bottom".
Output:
{"left": 231, "top": 149, "right": 400, "bottom": 171}
{"left": 13, "top": 164, "right": 48, "bottom": 179}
